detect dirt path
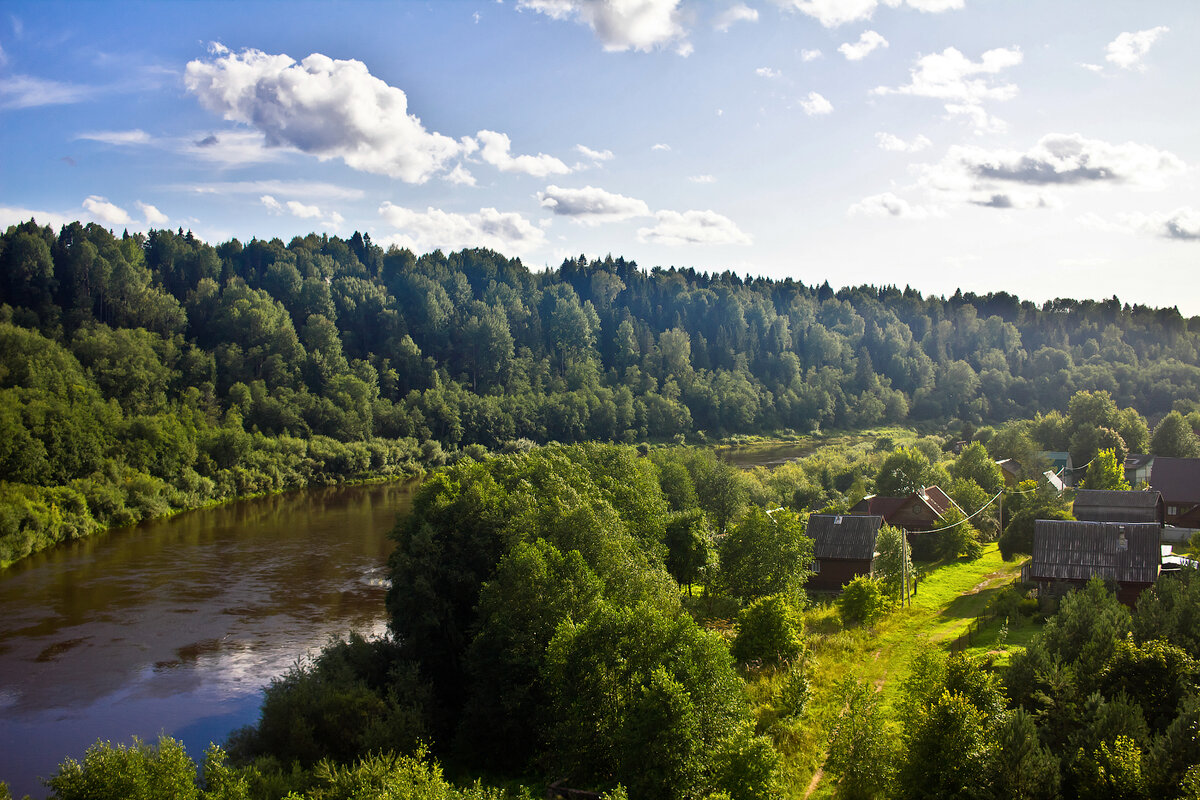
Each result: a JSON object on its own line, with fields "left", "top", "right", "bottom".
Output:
{"left": 802, "top": 767, "right": 824, "bottom": 799}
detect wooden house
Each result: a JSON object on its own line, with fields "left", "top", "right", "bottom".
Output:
{"left": 1072, "top": 489, "right": 1164, "bottom": 526}
{"left": 1026, "top": 520, "right": 1160, "bottom": 606}
{"left": 1149, "top": 457, "right": 1200, "bottom": 527}
{"left": 1124, "top": 454, "right": 1154, "bottom": 487}
{"left": 807, "top": 514, "right": 882, "bottom": 592}
{"left": 850, "top": 486, "right": 961, "bottom": 533}
{"left": 995, "top": 459, "right": 1021, "bottom": 486}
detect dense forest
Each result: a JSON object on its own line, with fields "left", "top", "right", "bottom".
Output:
{"left": 5, "top": 218, "right": 1200, "bottom": 564}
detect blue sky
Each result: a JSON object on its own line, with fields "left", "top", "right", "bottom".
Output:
{"left": 3, "top": 1, "right": 1199, "bottom": 311}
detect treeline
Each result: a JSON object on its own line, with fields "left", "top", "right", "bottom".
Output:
{"left": 5, "top": 218, "right": 1200, "bottom": 564}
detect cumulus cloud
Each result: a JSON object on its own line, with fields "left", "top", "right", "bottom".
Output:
{"left": 801, "top": 49, "right": 822, "bottom": 61}
{"left": 848, "top": 192, "right": 936, "bottom": 219}
{"left": 1123, "top": 207, "right": 1200, "bottom": 241}
{"left": 446, "top": 164, "right": 477, "bottom": 186}
{"left": 774, "top": 0, "right": 962, "bottom": 27}
{"left": 379, "top": 202, "right": 547, "bottom": 254}
{"left": 876, "top": 132, "right": 932, "bottom": 152}
{"left": 0, "top": 75, "right": 90, "bottom": 109}
{"left": 576, "top": 144, "right": 615, "bottom": 162}
{"left": 475, "top": 130, "right": 571, "bottom": 177}
{"left": 538, "top": 184, "right": 651, "bottom": 223}
{"left": 1106, "top": 26, "right": 1169, "bottom": 71}
{"left": 756, "top": 66, "right": 781, "bottom": 78}
{"left": 136, "top": 201, "right": 169, "bottom": 226}
{"left": 637, "top": 209, "right": 751, "bottom": 246}
{"left": 0, "top": 206, "right": 76, "bottom": 231}
{"left": 81, "top": 196, "right": 134, "bottom": 226}
{"left": 874, "top": 46, "right": 1022, "bottom": 131}
{"left": 185, "top": 46, "right": 466, "bottom": 182}
{"left": 949, "top": 133, "right": 1185, "bottom": 188}
{"left": 261, "top": 195, "right": 344, "bottom": 229}
{"left": 801, "top": 91, "right": 833, "bottom": 115}
{"left": 839, "top": 30, "right": 888, "bottom": 61}
{"left": 517, "top": 0, "right": 690, "bottom": 54}
{"left": 714, "top": 3, "right": 758, "bottom": 31}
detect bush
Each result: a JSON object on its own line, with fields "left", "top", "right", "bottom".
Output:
{"left": 839, "top": 576, "right": 887, "bottom": 626}
{"left": 731, "top": 594, "right": 804, "bottom": 666}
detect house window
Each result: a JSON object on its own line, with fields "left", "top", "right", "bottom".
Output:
{"left": 1169, "top": 506, "right": 1178, "bottom": 516}
{"left": 812, "top": 560, "right": 821, "bottom": 574}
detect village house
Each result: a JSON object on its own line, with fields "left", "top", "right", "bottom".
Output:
{"left": 850, "top": 486, "right": 962, "bottom": 533}
{"left": 1124, "top": 453, "right": 1154, "bottom": 487}
{"left": 1025, "top": 519, "right": 1161, "bottom": 606}
{"left": 1148, "top": 457, "right": 1200, "bottom": 528}
{"left": 806, "top": 514, "right": 882, "bottom": 592}
{"left": 1072, "top": 489, "right": 1164, "bottom": 526}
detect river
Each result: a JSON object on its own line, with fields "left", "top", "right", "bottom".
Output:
{"left": 0, "top": 480, "right": 416, "bottom": 799}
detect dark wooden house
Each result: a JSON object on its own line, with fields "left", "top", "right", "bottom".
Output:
{"left": 807, "top": 514, "right": 882, "bottom": 592}
{"left": 850, "top": 486, "right": 961, "bottom": 533}
{"left": 1149, "top": 457, "right": 1200, "bottom": 527}
{"left": 1072, "top": 489, "right": 1164, "bottom": 526}
{"left": 1026, "top": 520, "right": 1160, "bottom": 606}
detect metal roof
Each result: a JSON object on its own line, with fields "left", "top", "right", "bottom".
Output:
{"left": 1150, "top": 457, "right": 1200, "bottom": 503}
{"left": 1029, "top": 520, "right": 1160, "bottom": 584}
{"left": 808, "top": 514, "right": 882, "bottom": 561}
{"left": 1073, "top": 489, "right": 1163, "bottom": 524}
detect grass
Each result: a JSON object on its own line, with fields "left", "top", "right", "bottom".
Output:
{"left": 749, "top": 543, "right": 1036, "bottom": 798}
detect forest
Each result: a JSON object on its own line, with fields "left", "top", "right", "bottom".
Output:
{"left": 5, "top": 218, "right": 1200, "bottom": 564}
{"left": 5, "top": 219, "right": 1200, "bottom": 797}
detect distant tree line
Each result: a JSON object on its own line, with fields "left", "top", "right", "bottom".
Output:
{"left": 5, "top": 218, "right": 1200, "bottom": 564}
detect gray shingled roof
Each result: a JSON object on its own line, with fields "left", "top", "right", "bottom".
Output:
{"left": 1029, "top": 520, "right": 1160, "bottom": 584}
{"left": 1073, "top": 489, "right": 1163, "bottom": 524}
{"left": 808, "top": 514, "right": 882, "bottom": 561}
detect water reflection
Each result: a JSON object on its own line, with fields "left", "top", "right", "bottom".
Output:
{"left": 0, "top": 480, "right": 415, "bottom": 798}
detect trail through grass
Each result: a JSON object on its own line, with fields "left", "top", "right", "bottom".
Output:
{"left": 762, "top": 544, "right": 1032, "bottom": 798}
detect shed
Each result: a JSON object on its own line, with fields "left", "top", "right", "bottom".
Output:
{"left": 1026, "top": 519, "right": 1160, "bottom": 606}
{"left": 1149, "top": 457, "right": 1200, "bottom": 527}
{"left": 1072, "top": 489, "right": 1164, "bottom": 526}
{"left": 806, "top": 514, "right": 882, "bottom": 592}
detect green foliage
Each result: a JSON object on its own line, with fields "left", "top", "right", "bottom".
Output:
{"left": 663, "top": 509, "right": 713, "bottom": 592}
{"left": 1000, "top": 480, "right": 1072, "bottom": 560}
{"left": 875, "top": 447, "right": 936, "bottom": 496}
{"left": 731, "top": 593, "right": 804, "bottom": 666}
{"left": 931, "top": 507, "right": 985, "bottom": 561}
{"left": 824, "top": 678, "right": 896, "bottom": 800}
{"left": 718, "top": 507, "right": 812, "bottom": 604}
{"left": 46, "top": 736, "right": 206, "bottom": 800}
{"left": 839, "top": 576, "right": 887, "bottom": 626}
{"left": 1151, "top": 410, "right": 1200, "bottom": 458}
{"left": 1082, "top": 448, "right": 1131, "bottom": 490}
{"left": 1069, "top": 735, "right": 1149, "bottom": 800}
{"left": 873, "top": 524, "right": 911, "bottom": 601}
{"left": 284, "top": 748, "right": 508, "bottom": 800}
{"left": 951, "top": 442, "right": 1004, "bottom": 494}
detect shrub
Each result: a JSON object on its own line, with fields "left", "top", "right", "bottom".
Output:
{"left": 731, "top": 594, "right": 804, "bottom": 666}
{"left": 839, "top": 576, "right": 887, "bottom": 626}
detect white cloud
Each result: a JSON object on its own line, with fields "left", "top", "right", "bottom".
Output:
{"left": 0, "top": 206, "right": 75, "bottom": 231}
{"left": 801, "top": 91, "right": 833, "bottom": 115}
{"left": 945, "top": 133, "right": 1185, "bottom": 189}
{"left": 1080, "top": 63, "right": 1104, "bottom": 74}
{"left": 1122, "top": 207, "right": 1200, "bottom": 241}
{"left": 876, "top": 132, "right": 932, "bottom": 152}
{"left": 517, "top": 0, "right": 689, "bottom": 54}
{"left": 637, "top": 209, "right": 751, "bottom": 246}
{"left": 839, "top": 30, "right": 887, "bottom": 61}
{"left": 175, "top": 180, "right": 365, "bottom": 200}
{"left": 689, "top": 174, "right": 716, "bottom": 183}
{"left": 261, "top": 195, "right": 344, "bottom": 229}
{"left": 183, "top": 130, "right": 285, "bottom": 166}
{"left": 476, "top": 130, "right": 571, "bottom": 177}
{"left": 185, "top": 47, "right": 465, "bottom": 182}
{"left": 652, "top": 142, "right": 671, "bottom": 151}
{"left": 446, "top": 164, "right": 477, "bottom": 186}
{"left": 1106, "top": 26, "right": 1169, "bottom": 71}
{"left": 774, "top": 0, "right": 962, "bottom": 27}
{"left": 756, "top": 66, "right": 781, "bottom": 78}
{"left": 576, "top": 144, "right": 615, "bottom": 162}
{"left": 538, "top": 184, "right": 651, "bottom": 223}
{"left": 714, "top": 3, "right": 758, "bottom": 31}
{"left": 848, "top": 192, "right": 936, "bottom": 219}
{"left": 77, "top": 129, "right": 152, "bottom": 145}
{"left": 801, "top": 49, "right": 822, "bottom": 61}
{"left": 82, "top": 196, "right": 133, "bottom": 226}
{"left": 874, "top": 46, "right": 1022, "bottom": 131}
{"left": 378, "top": 203, "right": 547, "bottom": 254}
{"left": 136, "top": 201, "right": 168, "bottom": 226}
{"left": 0, "top": 75, "right": 89, "bottom": 109}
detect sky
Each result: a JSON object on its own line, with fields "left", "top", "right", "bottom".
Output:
{"left": 2, "top": 0, "right": 1199, "bottom": 313}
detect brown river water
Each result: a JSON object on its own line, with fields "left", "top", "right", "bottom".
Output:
{"left": 0, "top": 480, "right": 416, "bottom": 798}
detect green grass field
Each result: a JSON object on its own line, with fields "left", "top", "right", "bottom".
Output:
{"left": 752, "top": 543, "right": 1036, "bottom": 798}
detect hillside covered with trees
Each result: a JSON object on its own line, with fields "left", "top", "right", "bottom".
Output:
{"left": 5, "top": 218, "right": 1200, "bottom": 566}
